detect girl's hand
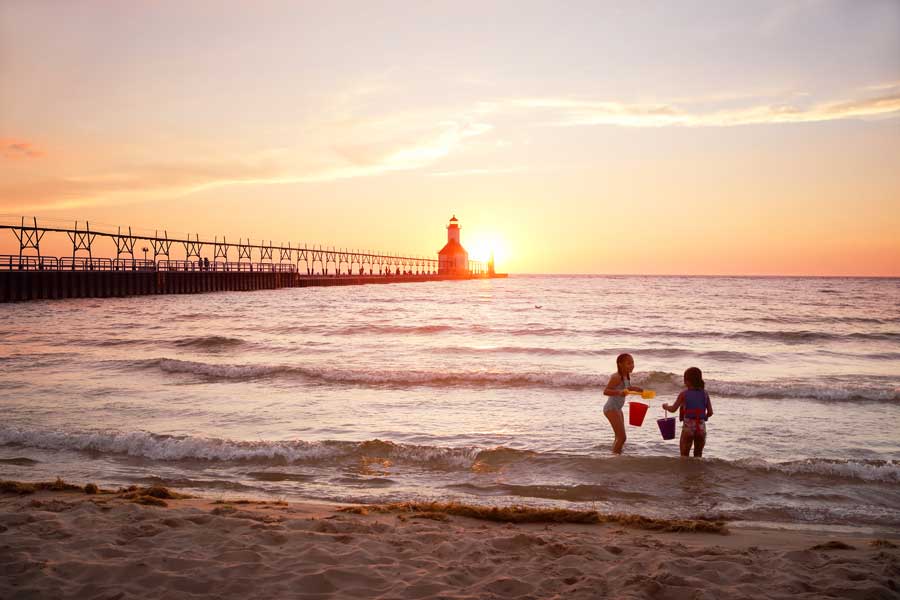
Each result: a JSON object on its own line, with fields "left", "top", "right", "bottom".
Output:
{"left": 663, "top": 403, "right": 671, "bottom": 411}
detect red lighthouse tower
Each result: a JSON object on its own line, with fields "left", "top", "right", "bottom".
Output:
{"left": 437, "top": 215, "right": 469, "bottom": 275}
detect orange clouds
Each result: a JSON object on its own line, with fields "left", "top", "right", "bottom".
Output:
{"left": 1, "top": 140, "right": 44, "bottom": 159}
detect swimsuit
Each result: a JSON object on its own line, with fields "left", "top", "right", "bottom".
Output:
{"left": 680, "top": 389, "right": 709, "bottom": 436}
{"left": 682, "top": 418, "right": 706, "bottom": 436}
{"left": 603, "top": 374, "right": 629, "bottom": 412}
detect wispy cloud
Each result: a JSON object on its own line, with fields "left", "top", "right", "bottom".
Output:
{"left": 4, "top": 83, "right": 897, "bottom": 214}
{"left": 2, "top": 140, "right": 44, "bottom": 159}
{"left": 508, "top": 90, "right": 900, "bottom": 128}
{"left": 0, "top": 119, "right": 495, "bottom": 212}
{"left": 428, "top": 167, "right": 523, "bottom": 177}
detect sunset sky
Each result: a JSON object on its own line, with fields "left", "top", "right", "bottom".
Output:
{"left": 1, "top": 0, "right": 899, "bottom": 275}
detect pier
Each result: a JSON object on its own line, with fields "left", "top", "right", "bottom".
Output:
{"left": 0, "top": 218, "right": 505, "bottom": 302}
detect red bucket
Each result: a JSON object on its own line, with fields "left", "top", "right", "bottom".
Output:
{"left": 628, "top": 401, "right": 648, "bottom": 426}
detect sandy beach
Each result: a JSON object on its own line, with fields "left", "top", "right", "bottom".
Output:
{"left": 2, "top": 482, "right": 898, "bottom": 600}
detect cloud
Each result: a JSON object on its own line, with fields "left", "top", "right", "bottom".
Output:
{"left": 5, "top": 82, "right": 897, "bottom": 214}
{"left": 2, "top": 140, "right": 44, "bottom": 159}
{"left": 428, "top": 167, "right": 523, "bottom": 177}
{"left": 0, "top": 119, "right": 495, "bottom": 212}
{"left": 507, "top": 91, "right": 900, "bottom": 128}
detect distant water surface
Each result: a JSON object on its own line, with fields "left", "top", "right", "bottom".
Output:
{"left": 2, "top": 275, "right": 899, "bottom": 532}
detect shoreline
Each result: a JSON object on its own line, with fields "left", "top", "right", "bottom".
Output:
{"left": 2, "top": 480, "right": 898, "bottom": 599}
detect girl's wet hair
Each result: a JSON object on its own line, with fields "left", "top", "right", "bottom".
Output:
{"left": 616, "top": 353, "right": 633, "bottom": 379}
{"left": 684, "top": 367, "right": 705, "bottom": 389}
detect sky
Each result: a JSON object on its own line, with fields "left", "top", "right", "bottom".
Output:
{"left": 1, "top": 0, "right": 899, "bottom": 275}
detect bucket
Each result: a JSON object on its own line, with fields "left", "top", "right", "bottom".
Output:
{"left": 657, "top": 412, "right": 676, "bottom": 440}
{"left": 628, "top": 401, "right": 648, "bottom": 426}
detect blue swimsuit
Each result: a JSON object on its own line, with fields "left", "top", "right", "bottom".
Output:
{"left": 603, "top": 374, "right": 629, "bottom": 412}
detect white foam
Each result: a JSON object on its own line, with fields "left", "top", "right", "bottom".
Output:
{"left": 0, "top": 425, "right": 481, "bottom": 468}
{"left": 737, "top": 457, "right": 900, "bottom": 483}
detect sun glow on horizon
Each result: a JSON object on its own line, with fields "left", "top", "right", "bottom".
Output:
{"left": 466, "top": 235, "right": 510, "bottom": 269}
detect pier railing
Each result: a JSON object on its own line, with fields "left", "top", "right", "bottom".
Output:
{"left": 0, "top": 255, "right": 156, "bottom": 272}
{"left": 0, "top": 255, "right": 454, "bottom": 276}
{"left": 1, "top": 217, "right": 489, "bottom": 276}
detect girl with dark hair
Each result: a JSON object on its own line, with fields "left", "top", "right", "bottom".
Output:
{"left": 602, "top": 353, "right": 644, "bottom": 454}
{"left": 663, "top": 367, "right": 714, "bottom": 457}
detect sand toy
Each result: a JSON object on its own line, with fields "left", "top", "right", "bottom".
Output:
{"left": 657, "top": 409, "right": 676, "bottom": 440}
{"left": 628, "top": 401, "right": 649, "bottom": 426}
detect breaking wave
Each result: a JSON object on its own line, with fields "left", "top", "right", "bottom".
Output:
{"left": 2, "top": 426, "right": 898, "bottom": 484}
{"left": 125, "top": 358, "right": 899, "bottom": 402}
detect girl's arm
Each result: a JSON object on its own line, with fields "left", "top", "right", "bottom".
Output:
{"left": 706, "top": 395, "right": 714, "bottom": 419}
{"left": 663, "top": 391, "right": 685, "bottom": 413}
{"left": 604, "top": 373, "right": 626, "bottom": 397}
{"left": 627, "top": 385, "right": 643, "bottom": 393}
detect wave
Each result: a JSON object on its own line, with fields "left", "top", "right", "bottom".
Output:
{"left": 139, "top": 357, "right": 607, "bottom": 390}
{"left": 706, "top": 379, "right": 900, "bottom": 403}
{"left": 435, "top": 346, "right": 761, "bottom": 362}
{"left": 2, "top": 426, "right": 898, "bottom": 485}
{"left": 724, "top": 330, "right": 900, "bottom": 344}
{"left": 740, "top": 457, "right": 900, "bottom": 484}
{"left": 739, "top": 315, "right": 899, "bottom": 326}
{"left": 858, "top": 352, "right": 900, "bottom": 361}
{"left": 125, "top": 359, "right": 900, "bottom": 402}
{"left": 171, "top": 335, "right": 246, "bottom": 351}
{"left": 0, "top": 427, "right": 482, "bottom": 470}
{"left": 278, "top": 321, "right": 900, "bottom": 344}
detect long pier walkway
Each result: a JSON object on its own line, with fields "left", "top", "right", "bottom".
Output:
{"left": 0, "top": 218, "right": 504, "bottom": 302}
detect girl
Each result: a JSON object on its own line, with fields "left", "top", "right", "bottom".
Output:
{"left": 603, "top": 353, "right": 643, "bottom": 454}
{"left": 663, "top": 367, "right": 713, "bottom": 457}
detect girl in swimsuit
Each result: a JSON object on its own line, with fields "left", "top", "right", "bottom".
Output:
{"left": 603, "top": 353, "right": 643, "bottom": 454}
{"left": 663, "top": 367, "right": 714, "bottom": 457}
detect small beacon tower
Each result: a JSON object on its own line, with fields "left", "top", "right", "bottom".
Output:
{"left": 438, "top": 215, "right": 469, "bottom": 275}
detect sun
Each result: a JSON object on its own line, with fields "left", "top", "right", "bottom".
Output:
{"left": 467, "top": 235, "right": 509, "bottom": 267}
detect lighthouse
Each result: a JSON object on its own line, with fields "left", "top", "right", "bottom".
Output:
{"left": 437, "top": 215, "right": 469, "bottom": 275}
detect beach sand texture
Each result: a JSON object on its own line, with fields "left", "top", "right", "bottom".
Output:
{"left": 2, "top": 486, "right": 898, "bottom": 600}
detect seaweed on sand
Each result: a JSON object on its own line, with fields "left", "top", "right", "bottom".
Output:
{"left": 338, "top": 501, "right": 728, "bottom": 534}
{"left": 116, "top": 484, "right": 192, "bottom": 506}
{"left": 0, "top": 478, "right": 96, "bottom": 495}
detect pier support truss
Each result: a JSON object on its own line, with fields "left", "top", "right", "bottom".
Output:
{"left": 183, "top": 234, "right": 203, "bottom": 261}
{"left": 14, "top": 217, "right": 45, "bottom": 259}
{"left": 279, "top": 243, "right": 293, "bottom": 263}
{"left": 1, "top": 217, "right": 453, "bottom": 275}
{"left": 68, "top": 221, "right": 96, "bottom": 260}
{"left": 152, "top": 231, "right": 173, "bottom": 261}
{"left": 214, "top": 237, "right": 230, "bottom": 261}
{"left": 260, "top": 241, "right": 273, "bottom": 262}
{"left": 115, "top": 226, "right": 137, "bottom": 260}
{"left": 237, "top": 239, "right": 253, "bottom": 263}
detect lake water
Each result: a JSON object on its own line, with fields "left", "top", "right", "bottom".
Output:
{"left": 2, "top": 275, "right": 899, "bottom": 533}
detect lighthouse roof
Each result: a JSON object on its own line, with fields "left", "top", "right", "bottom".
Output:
{"left": 438, "top": 238, "right": 467, "bottom": 256}
{"left": 449, "top": 215, "right": 458, "bottom": 223}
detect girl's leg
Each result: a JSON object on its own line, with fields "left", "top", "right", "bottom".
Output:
{"left": 604, "top": 410, "right": 626, "bottom": 454}
{"left": 679, "top": 430, "right": 693, "bottom": 457}
{"left": 693, "top": 433, "right": 706, "bottom": 457}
